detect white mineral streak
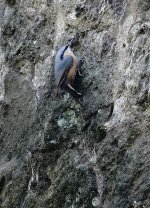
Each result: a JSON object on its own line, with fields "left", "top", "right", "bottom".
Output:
{"left": 54, "top": 0, "right": 65, "bottom": 48}
{"left": 0, "top": 50, "right": 9, "bottom": 101}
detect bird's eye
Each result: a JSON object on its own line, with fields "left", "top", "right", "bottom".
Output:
{"left": 68, "top": 38, "right": 73, "bottom": 42}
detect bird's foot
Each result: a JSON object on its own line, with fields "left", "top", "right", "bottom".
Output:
{"left": 66, "top": 83, "right": 82, "bottom": 98}
{"left": 77, "top": 69, "right": 84, "bottom": 77}
{"left": 78, "top": 59, "right": 84, "bottom": 76}
{"left": 78, "top": 59, "right": 84, "bottom": 67}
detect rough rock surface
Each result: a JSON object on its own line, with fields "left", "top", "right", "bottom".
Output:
{"left": 0, "top": 0, "right": 150, "bottom": 207}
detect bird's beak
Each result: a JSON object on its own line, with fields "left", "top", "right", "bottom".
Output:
{"left": 68, "top": 38, "right": 78, "bottom": 48}
{"left": 68, "top": 39, "right": 74, "bottom": 47}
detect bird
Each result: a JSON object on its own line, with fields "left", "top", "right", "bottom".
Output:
{"left": 54, "top": 38, "right": 83, "bottom": 97}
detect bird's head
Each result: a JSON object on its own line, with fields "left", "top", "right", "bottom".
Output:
{"left": 68, "top": 37, "right": 79, "bottom": 48}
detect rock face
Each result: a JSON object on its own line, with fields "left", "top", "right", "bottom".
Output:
{"left": 0, "top": 0, "right": 150, "bottom": 207}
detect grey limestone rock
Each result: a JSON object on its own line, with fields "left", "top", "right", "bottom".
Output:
{"left": 0, "top": 0, "right": 150, "bottom": 207}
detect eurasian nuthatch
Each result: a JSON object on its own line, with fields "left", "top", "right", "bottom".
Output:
{"left": 54, "top": 38, "right": 83, "bottom": 97}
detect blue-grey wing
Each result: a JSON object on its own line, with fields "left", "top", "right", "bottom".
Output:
{"left": 55, "top": 55, "right": 73, "bottom": 87}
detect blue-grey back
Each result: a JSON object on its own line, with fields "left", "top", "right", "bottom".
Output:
{"left": 55, "top": 45, "right": 73, "bottom": 86}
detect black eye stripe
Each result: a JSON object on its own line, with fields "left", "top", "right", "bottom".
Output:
{"left": 60, "top": 45, "right": 69, "bottom": 60}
